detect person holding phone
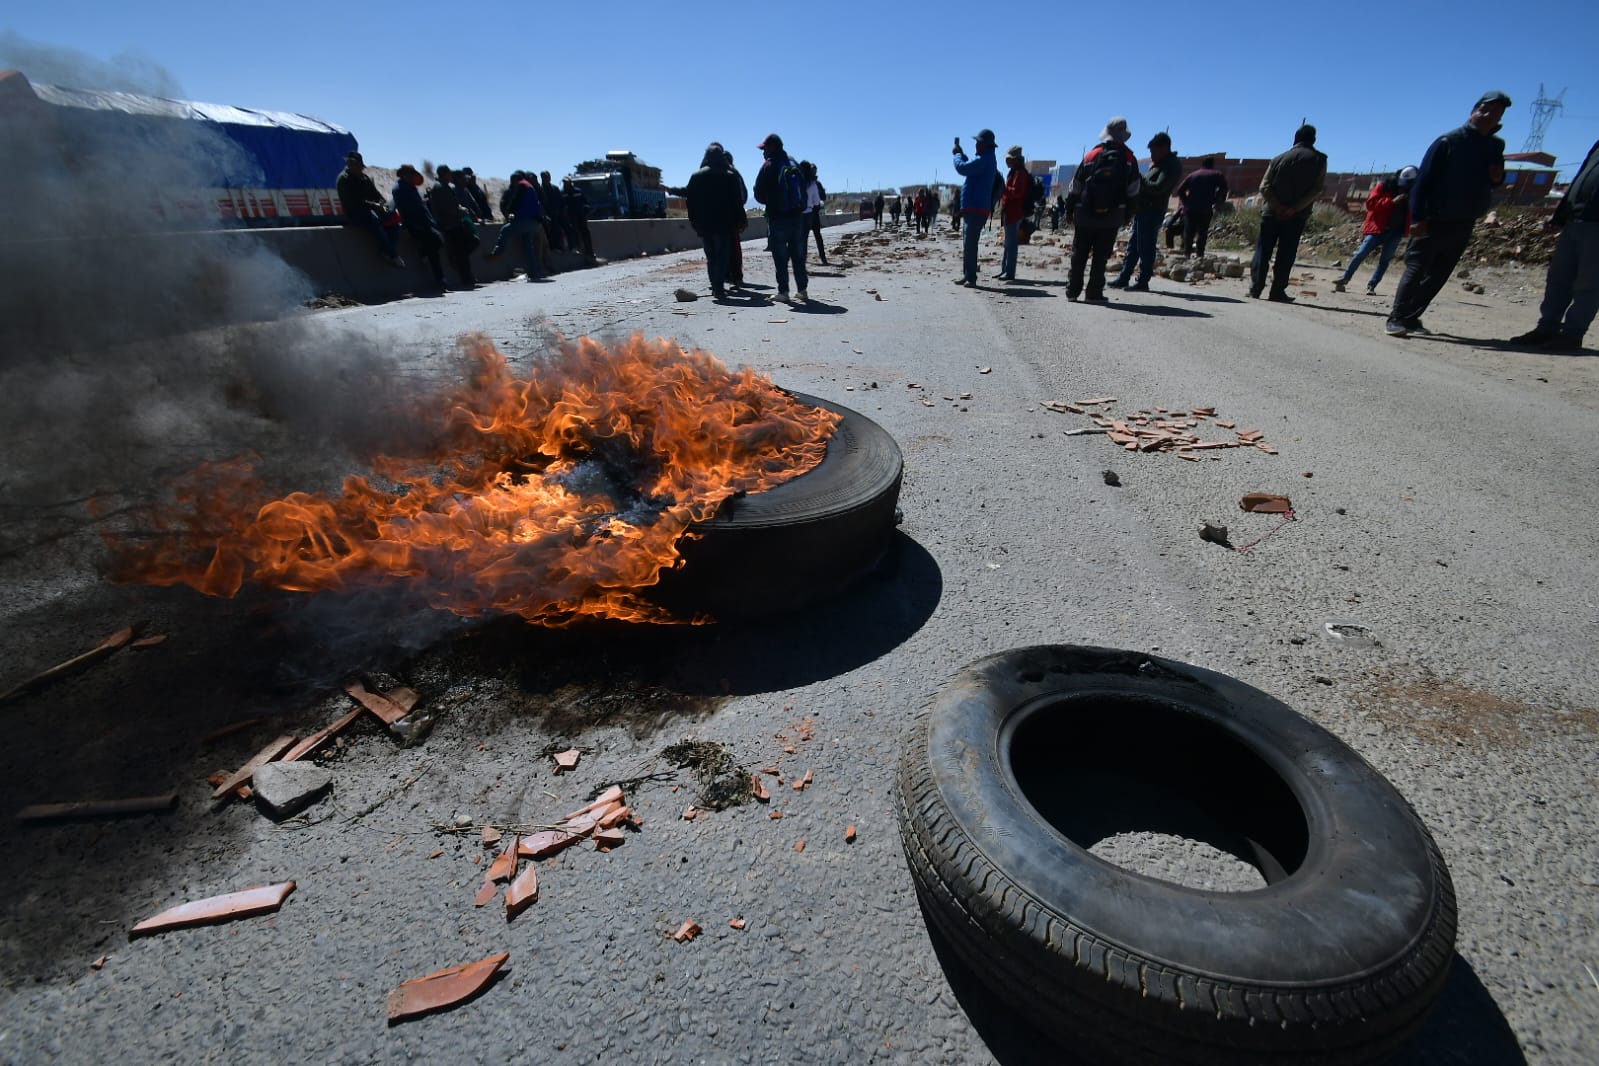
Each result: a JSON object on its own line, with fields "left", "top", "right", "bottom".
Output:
{"left": 951, "top": 129, "right": 998, "bottom": 286}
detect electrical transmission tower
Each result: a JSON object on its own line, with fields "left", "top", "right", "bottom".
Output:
{"left": 1522, "top": 84, "right": 1566, "bottom": 154}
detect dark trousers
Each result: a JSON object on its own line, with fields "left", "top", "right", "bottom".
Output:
{"left": 729, "top": 230, "right": 745, "bottom": 283}
{"left": 808, "top": 211, "right": 827, "bottom": 262}
{"left": 1251, "top": 211, "right": 1308, "bottom": 296}
{"left": 404, "top": 225, "right": 446, "bottom": 284}
{"left": 443, "top": 228, "right": 479, "bottom": 285}
{"left": 1391, "top": 220, "right": 1474, "bottom": 324}
{"left": 1116, "top": 208, "right": 1163, "bottom": 285}
{"left": 1068, "top": 221, "right": 1119, "bottom": 298}
{"left": 1183, "top": 209, "right": 1213, "bottom": 256}
{"left": 571, "top": 218, "right": 593, "bottom": 257}
{"left": 702, "top": 231, "right": 732, "bottom": 295}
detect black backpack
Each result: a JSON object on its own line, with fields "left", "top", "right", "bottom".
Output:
{"left": 1082, "top": 146, "right": 1131, "bottom": 216}
{"left": 1026, "top": 175, "right": 1047, "bottom": 211}
{"left": 775, "top": 157, "right": 806, "bottom": 213}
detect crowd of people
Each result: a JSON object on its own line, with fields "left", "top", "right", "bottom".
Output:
{"left": 335, "top": 90, "right": 1596, "bottom": 348}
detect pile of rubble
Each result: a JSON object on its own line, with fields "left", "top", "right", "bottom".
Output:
{"left": 1042, "top": 397, "right": 1279, "bottom": 459}
{"left": 1466, "top": 208, "right": 1560, "bottom": 265}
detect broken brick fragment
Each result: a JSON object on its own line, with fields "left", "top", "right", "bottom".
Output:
{"left": 729, "top": 918, "right": 746, "bottom": 930}
{"left": 131, "top": 882, "right": 296, "bottom": 937}
{"left": 751, "top": 775, "right": 771, "bottom": 803}
{"left": 505, "top": 865, "right": 538, "bottom": 919}
{"left": 592, "top": 827, "right": 625, "bottom": 850}
{"left": 795, "top": 839, "right": 806, "bottom": 853}
{"left": 552, "top": 749, "right": 580, "bottom": 773}
{"left": 386, "top": 952, "right": 509, "bottom": 1024}
{"left": 845, "top": 825, "right": 858, "bottom": 843}
{"left": 518, "top": 830, "right": 581, "bottom": 859}
{"left": 669, "top": 920, "right": 702, "bottom": 943}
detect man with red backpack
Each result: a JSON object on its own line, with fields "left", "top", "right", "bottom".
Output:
{"left": 1064, "top": 117, "right": 1142, "bottom": 302}
{"left": 753, "top": 133, "right": 810, "bottom": 304}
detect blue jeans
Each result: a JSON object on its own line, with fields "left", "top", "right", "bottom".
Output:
{"left": 491, "top": 214, "right": 541, "bottom": 275}
{"left": 1338, "top": 231, "right": 1405, "bottom": 290}
{"left": 1001, "top": 220, "right": 1020, "bottom": 276}
{"left": 1251, "top": 210, "right": 1308, "bottom": 295}
{"left": 1116, "top": 208, "right": 1162, "bottom": 285}
{"left": 961, "top": 213, "right": 985, "bottom": 282}
{"left": 1537, "top": 219, "right": 1599, "bottom": 340}
{"left": 767, "top": 213, "right": 808, "bottom": 294}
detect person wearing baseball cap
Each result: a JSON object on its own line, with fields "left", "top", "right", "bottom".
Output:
{"left": 1111, "top": 130, "right": 1182, "bottom": 292}
{"left": 1386, "top": 90, "right": 1511, "bottom": 337}
{"left": 753, "top": 133, "right": 810, "bottom": 303}
{"left": 950, "top": 129, "right": 998, "bottom": 286}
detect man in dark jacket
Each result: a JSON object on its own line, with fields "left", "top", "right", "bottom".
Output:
{"left": 951, "top": 129, "right": 998, "bottom": 286}
{"left": 1510, "top": 136, "right": 1598, "bottom": 350}
{"left": 1387, "top": 91, "right": 1511, "bottom": 336}
{"left": 725, "top": 151, "right": 749, "bottom": 289}
{"left": 873, "top": 193, "right": 885, "bottom": 227}
{"left": 753, "top": 133, "right": 809, "bottom": 304}
{"left": 1111, "top": 131, "right": 1182, "bottom": 291}
{"left": 539, "top": 171, "right": 570, "bottom": 252}
{"left": 393, "top": 164, "right": 446, "bottom": 289}
{"left": 1173, "top": 157, "right": 1228, "bottom": 257}
{"left": 1065, "top": 117, "right": 1141, "bottom": 302}
{"left": 488, "top": 171, "right": 546, "bottom": 280}
{"left": 458, "top": 167, "right": 494, "bottom": 221}
{"left": 336, "top": 151, "right": 403, "bottom": 265}
{"left": 1251, "top": 125, "right": 1328, "bottom": 301}
{"left": 686, "top": 143, "right": 746, "bottom": 301}
{"left": 428, "top": 165, "right": 480, "bottom": 288}
{"left": 563, "top": 178, "right": 593, "bottom": 259}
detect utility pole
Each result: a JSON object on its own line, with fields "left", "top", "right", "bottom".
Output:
{"left": 1522, "top": 84, "right": 1566, "bottom": 154}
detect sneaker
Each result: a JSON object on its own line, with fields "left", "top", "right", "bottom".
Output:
{"left": 1066, "top": 291, "right": 1081, "bottom": 302}
{"left": 1333, "top": 279, "right": 1347, "bottom": 293}
{"left": 1127, "top": 282, "right": 1150, "bottom": 293}
{"left": 1247, "top": 288, "right": 1262, "bottom": 299}
{"left": 795, "top": 290, "right": 808, "bottom": 304}
{"left": 1545, "top": 334, "right": 1583, "bottom": 351}
{"left": 1107, "top": 278, "right": 1129, "bottom": 289}
{"left": 1403, "top": 318, "right": 1430, "bottom": 335}
{"left": 1365, "top": 287, "right": 1377, "bottom": 296}
{"left": 1510, "top": 327, "right": 1558, "bottom": 346}
{"left": 1267, "top": 291, "right": 1295, "bottom": 304}
{"left": 1084, "top": 293, "right": 1109, "bottom": 303}
{"left": 1384, "top": 319, "right": 1410, "bottom": 337}
{"left": 775, "top": 291, "right": 791, "bottom": 303}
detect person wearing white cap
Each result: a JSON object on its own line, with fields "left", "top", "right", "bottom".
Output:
{"left": 1064, "top": 117, "right": 1141, "bottom": 301}
{"left": 1334, "top": 166, "right": 1417, "bottom": 296}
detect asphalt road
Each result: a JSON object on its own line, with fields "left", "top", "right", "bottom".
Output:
{"left": 0, "top": 221, "right": 1594, "bottom": 1064}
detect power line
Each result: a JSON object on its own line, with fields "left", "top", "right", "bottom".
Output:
{"left": 1522, "top": 83, "right": 1566, "bottom": 154}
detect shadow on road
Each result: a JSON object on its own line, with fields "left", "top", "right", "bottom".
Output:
{"left": 791, "top": 298, "right": 848, "bottom": 315}
{"left": 1149, "top": 288, "right": 1244, "bottom": 304}
{"left": 1107, "top": 303, "right": 1212, "bottom": 318}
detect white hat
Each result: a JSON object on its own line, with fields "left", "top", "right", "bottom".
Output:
{"left": 1398, "top": 166, "right": 1420, "bottom": 187}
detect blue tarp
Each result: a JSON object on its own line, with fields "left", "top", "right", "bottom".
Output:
{"left": 21, "top": 77, "right": 357, "bottom": 188}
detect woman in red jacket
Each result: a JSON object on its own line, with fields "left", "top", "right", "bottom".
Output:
{"left": 1335, "top": 166, "right": 1418, "bottom": 295}
{"left": 996, "top": 146, "right": 1030, "bottom": 281}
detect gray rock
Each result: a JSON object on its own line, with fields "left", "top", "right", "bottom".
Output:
{"left": 251, "top": 762, "right": 333, "bottom": 820}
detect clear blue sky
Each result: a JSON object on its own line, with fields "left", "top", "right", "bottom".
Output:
{"left": 5, "top": 2, "right": 1597, "bottom": 192}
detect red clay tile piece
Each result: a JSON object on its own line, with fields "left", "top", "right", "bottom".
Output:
{"left": 505, "top": 865, "right": 538, "bottom": 919}
{"left": 552, "top": 749, "right": 580, "bottom": 773}
{"left": 386, "top": 952, "right": 509, "bottom": 1024}
{"left": 795, "top": 839, "right": 806, "bottom": 853}
{"left": 596, "top": 806, "right": 631, "bottom": 830}
{"left": 562, "top": 786, "right": 624, "bottom": 823}
{"left": 130, "top": 635, "right": 167, "bottom": 649}
{"left": 283, "top": 708, "right": 364, "bottom": 763}
{"left": 486, "top": 844, "right": 518, "bottom": 883}
{"left": 131, "top": 881, "right": 296, "bottom": 937}
{"left": 1240, "top": 493, "right": 1293, "bottom": 514}
{"left": 473, "top": 880, "right": 500, "bottom": 907}
{"left": 90, "top": 955, "right": 111, "bottom": 970}
{"left": 669, "top": 920, "right": 702, "bottom": 943}
{"left": 481, "top": 826, "right": 502, "bottom": 847}
{"left": 751, "top": 776, "right": 771, "bottom": 803}
{"left": 845, "top": 825, "right": 858, "bottom": 843}
{"left": 729, "top": 918, "right": 746, "bottom": 930}
{"left": 211, "top": 736, "right": 297, "bottom": 798}
{"left": 518, "top": 830, "right": 581, "bottom": 859}
{"left": 343, "top": 681, "right": 409, "bottom": 725}
{"left": 592, "top": 827, "right": 625, "bottom": 850}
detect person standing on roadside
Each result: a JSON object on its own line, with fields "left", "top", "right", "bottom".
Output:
{"left": 1064, "top": 117, "right": 1141, "bottom": 302}
{"left": 488, "top": 170, "right": 545, "bottom": 280}
{"left": 1334, "top": 167, "right": 1416, "bottom": 295}
{"left": 950, "top": 129, "right": 998, "bottom": 286}
{"left": 1173, "top": 156, "right": 1228, "bottom": 257}
{"left": 995, "top": 145, "right": 1029, "bottom": 281}
{"left": 428, "top": 165, "right": 480, "bottom": 288}
{"left": 1111, "top": 131, "right": 1182, "bottom": 291}
{"left": 1250, "top": 125, "right": 1328, "bottom": 302}
{"left": 458, "top": 167, "right": 494, "bottom": 221}
{"left": 562, "top": 178, "right": 593, "bottom": 259}
{"left": 725, "top": 151, "right": 748, "bottom": 290}
{"left": 685, "top": 142, "right": 746, "bottom": 302}
{"left": 753, "top": 133, "right": 809, "bottom": 304}
{"left": 393, "top": 164, "right": 447, "bottom": 290}
{"left": 802, "top": 161, "right": 829, "bottom": 265}
{"left": 874, "top": 192, "right": 885, "bottom": 227}
{"left": 336, "top": 151, "right": 403, "bottom": 266}
{"left": 1387, "top": 91, "right": 1512, "bottom": 337}
{"left": 1510, "top": 135, "right": 1598, "bottom": 350}
{"left": 890, "top": 195, "right": 902, "bottom": 226}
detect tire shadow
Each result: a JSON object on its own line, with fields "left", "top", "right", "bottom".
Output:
{"left": 1393, "top": 954, "right": 1528, "bottom": 1065}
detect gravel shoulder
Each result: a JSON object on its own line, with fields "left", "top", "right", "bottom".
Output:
{"left": 0, "top": 221, "right": 1593, "bottom": 1065}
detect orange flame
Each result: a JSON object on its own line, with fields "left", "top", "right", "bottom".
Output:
{"left": 102, "top": 333, "right": 841, "bottom": 624}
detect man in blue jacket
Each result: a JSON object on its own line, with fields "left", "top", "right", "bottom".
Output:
{"left": 951, "top": 129, "right": 998, "bottom": 286}
{"left": 1386, "top": 90, "right": 1510, "bottom": 337}
{"left": 1510, "top": 137, "right": 1598, "bottom": 351}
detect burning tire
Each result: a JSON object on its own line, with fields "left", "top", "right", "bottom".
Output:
{"left": 896, "top": 645, "right": 1456, "bottom": 1065}
{"left": 650, "top": 393, "right": 902, "bottom": 619}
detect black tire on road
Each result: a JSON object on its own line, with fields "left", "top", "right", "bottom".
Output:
{"left": 896, "top": 645, "right": 1456, "bottom": 1065}
{"left": 648, "top": 393, "right": 902, "bottom": 620}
